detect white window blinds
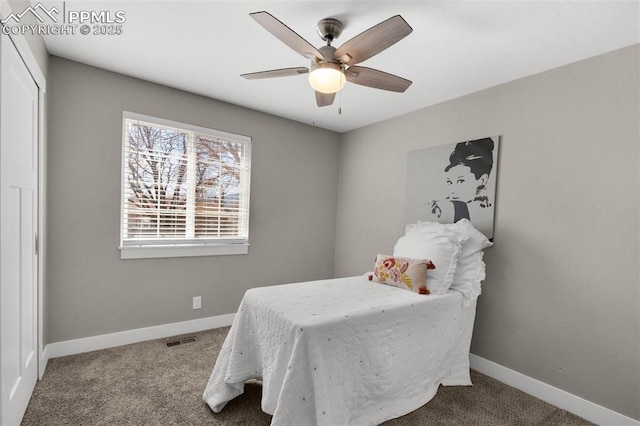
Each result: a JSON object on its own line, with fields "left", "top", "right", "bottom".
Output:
{"left": 120, "top": 112, "right": 251, "bottom": 258}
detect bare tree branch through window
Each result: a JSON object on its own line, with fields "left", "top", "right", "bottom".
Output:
{"left": 121, "top": 115, "right": 251, "bottom": 250}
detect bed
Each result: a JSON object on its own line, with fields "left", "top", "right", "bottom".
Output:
{"left": 203, "top": 219, "right": 491, "bottom": 425}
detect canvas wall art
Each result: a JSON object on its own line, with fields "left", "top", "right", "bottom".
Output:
{"left": 405, "top": 136, "right": 500, "bottom": 241}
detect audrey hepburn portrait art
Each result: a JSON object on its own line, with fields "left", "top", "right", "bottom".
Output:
{"left": 405, "top": 136, "right": 499, "bottom": 240}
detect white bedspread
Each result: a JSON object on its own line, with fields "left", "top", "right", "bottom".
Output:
{"left": 203, "top": 275, "right": 477, "bottom": 426}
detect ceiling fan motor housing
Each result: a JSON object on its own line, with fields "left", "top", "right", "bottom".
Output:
{"left": 317, "top": 45, "right": 341, "bottom": 64}
{"left": 316, "top": 18, "right": 343, "bottom": 43}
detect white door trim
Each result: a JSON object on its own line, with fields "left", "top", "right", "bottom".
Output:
{"left": 0, "top": 2, "right": 46, "bottom": 90}
{"left": 0, "top": 1, "right": 47, "bottom": 381}
{"left": 1, "top": 31, "right": 40, "bottom": 425}
{"left": 36, "top": 83, "right": 46, "bottom": 379}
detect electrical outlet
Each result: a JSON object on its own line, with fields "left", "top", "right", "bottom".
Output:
{"left": 192, "top": 296, "right": 202, "bottom": 310}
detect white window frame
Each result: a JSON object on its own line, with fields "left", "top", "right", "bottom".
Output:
{"left": 119, "top": 111, "right": 251, "bottom": 259}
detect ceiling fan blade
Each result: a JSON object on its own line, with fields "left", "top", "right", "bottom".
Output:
{"left": 315, "top": 91, "right": 336, "bottom": 107}
{"left": 334, "top": 15, "right": 412, "bottom": 65}
{"left": 250, "top": 11, "right": 324, "bottom": 61}
{"left": 241, "top": 67, "right": 309, "bottom": 79}
{"left": 345, "top": 66, "right": 412, "bottom": 92}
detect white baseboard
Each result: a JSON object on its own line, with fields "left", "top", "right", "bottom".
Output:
{"left": 39, "top": 349, "right": 49, "bottom": 380}
{"left": 470, "top": 354, "right": 639, "bottom": 426}
{"left": 44, "top": 313, "right": 235, "bottom": 361}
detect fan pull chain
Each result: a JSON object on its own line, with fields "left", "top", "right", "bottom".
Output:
{"left": 338, "top": 72, "right": 344, "bottom": 115}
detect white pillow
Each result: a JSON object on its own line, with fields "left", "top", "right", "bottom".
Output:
{"left": 453, "top": 219, "right": 493, "bottom": 256}
{"left": 405, "top": 219, "right": 492, "bottom": 304}
{"left": 453, "top": 251, "right": 488, "bottom": 305}
{"left": 393, "top": 231, "right": 465, "bottom": 295}
{"left": 406, "top": 219, "right": 488, "bottom": 249}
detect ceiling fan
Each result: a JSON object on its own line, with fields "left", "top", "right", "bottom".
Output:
{"left": 241, "top": 11, "right": 413, "bottom": 107}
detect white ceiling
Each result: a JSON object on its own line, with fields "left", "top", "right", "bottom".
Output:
{"left": 40, "top": 1, "right": 639, "bottom": 133}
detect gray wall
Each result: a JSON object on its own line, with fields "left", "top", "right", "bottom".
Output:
{"left": 46, "top": 57, "right": 340, "bottom": 343}
{"left": 334, "top": 45, "right": 640, "bottom": 420}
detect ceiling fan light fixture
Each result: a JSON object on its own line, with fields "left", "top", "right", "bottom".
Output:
{"left": 308, "top": 62, "right": 346, "bottom": 94}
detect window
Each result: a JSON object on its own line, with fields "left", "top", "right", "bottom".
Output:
{"left": 120, "top": 112, "right": 251, "bottom": 259}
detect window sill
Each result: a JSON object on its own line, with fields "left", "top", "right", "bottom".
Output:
{"left": 119, "top": 243, "right": 249, "bottom": 260}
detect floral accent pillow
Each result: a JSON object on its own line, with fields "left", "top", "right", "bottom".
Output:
{"left": 369, "top": 254, "right": 435, "bottom": 295}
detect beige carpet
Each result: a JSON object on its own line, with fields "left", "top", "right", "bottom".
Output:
{"left": 22, "top": 327, "right": 594, "bottom": 425}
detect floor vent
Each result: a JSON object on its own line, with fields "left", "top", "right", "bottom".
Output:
{"left": 164, "top": 336, "right": 197, "bottom": 347}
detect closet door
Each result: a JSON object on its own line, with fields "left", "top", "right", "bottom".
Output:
{"left": 0, "top": 32, "right": 39, "bottom": 426}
